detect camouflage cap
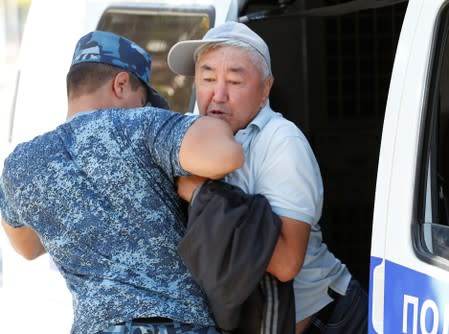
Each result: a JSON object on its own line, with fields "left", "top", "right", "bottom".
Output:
{"left": 71, "top": 30, "right": 169, "bottom": 109}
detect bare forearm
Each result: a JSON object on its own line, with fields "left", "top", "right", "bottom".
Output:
{"left": 1, "top": 220, "right": 46, "bottom": 260}
{"left": 179, "top": 116, "right": 244, "bottom": 178}
{"left": 266, "top": 216, "right": 310, "bottom": 282}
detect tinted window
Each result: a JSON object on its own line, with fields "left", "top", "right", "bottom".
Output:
{"left": 416, "top": 4, "right": 449, "bottom": 266}
{"left": 97, "top": 6, "right": 213, "bottom": 113}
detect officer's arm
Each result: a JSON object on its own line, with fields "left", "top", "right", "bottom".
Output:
{"left": 179, "top": 116, "right": 244, "bottom": 180}
{"left": 1, "top": 220, "right": 46, "bottom": 260}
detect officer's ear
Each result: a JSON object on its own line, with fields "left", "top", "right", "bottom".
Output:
{"left": 112, "top": 71, "right": 130, "bottom": 99}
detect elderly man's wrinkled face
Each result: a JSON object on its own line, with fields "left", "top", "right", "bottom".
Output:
{"left": 195, "top": 46, "right": 273, "bottom": 133}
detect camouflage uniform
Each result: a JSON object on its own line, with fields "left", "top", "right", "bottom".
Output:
{"left": 0, "top": 31, "right": 217, "bottom": 334}
{"left": 102, "top": 320, "right": 221, "bottom": 334}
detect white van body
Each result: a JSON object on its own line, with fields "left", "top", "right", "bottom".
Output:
{"left": 2, "top": 0, "right": 449, "bottom": 333}
{"left": 370, "top": 0, "right": 449, "bottom": 332}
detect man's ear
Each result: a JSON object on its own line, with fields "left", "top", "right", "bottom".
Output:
{"left": 112, "top": 71, "right": 130, "bottom": 99}
{"left": 260, "top": 75, "right": 274, "bottom": 108}
{"left": 263, "top": 76, "right": 274, "bottom": 98}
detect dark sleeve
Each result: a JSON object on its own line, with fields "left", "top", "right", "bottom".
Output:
{"left": 177, "top": 180, "right": 281, "bottom": 330}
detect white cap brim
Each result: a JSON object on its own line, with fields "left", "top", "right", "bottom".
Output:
{"left": 167, "top": 38, "right": 227, "bottom": 76}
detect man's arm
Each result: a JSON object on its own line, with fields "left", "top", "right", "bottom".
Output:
{"left": 177, "top": 176, "right": 310, "bottom": 283}
{"left": 179, "top": 116, "right": 244, "bottom": 179}
{"left": 266, "top": 217, "right": 310, "bottom": 282}
{"left": 1, "top": 220, "right": 46, "bottom": 260}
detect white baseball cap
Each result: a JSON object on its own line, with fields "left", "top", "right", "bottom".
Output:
{"left": 167, "top": 21, "right": 271, "bottom": 76}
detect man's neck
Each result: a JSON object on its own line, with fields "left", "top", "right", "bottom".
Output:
{"left": 66, "top": 94, "right": 110, "bottom": 120}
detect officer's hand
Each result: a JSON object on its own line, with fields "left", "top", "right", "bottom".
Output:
{"left": 176, "top": 175, "right": 208, "bottom": 202}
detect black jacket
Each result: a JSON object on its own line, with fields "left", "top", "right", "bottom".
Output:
{"left": 178, "top": 180, "right": 295, "bottom": 333}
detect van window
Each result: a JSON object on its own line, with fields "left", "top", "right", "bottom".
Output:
{"left": 97, "top": 5, "right": 214, "bottom": 113}
{"left": 416, "top": 4, "right": 449, "bottom": 265}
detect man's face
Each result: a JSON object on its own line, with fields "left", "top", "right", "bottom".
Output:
{"left": 194, "top": 46, "right": 273, "bottom": 133}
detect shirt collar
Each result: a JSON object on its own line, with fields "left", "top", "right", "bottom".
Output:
{"left": 66, "top": 110, "right": 97, "bottom": 122}
{"left": 237, "top": 102, "right": 274, "bottom": 135}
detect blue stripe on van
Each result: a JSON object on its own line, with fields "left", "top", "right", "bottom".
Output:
{"left": 368, "top": 256, "right": 382, "bottom": 334}
{"left": 369, "top": 257, "right": 449, "bottom": 333}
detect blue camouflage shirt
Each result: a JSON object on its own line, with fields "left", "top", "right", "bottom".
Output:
{"left": 0, "top": 107, "right": 215, "bottom": 333}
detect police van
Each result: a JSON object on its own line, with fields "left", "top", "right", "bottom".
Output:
{"left": 1, "top": 0, "right": 449, "bottom": 333}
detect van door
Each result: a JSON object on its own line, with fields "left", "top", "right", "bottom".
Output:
{"left": 370, "top": 0, "right": 449, "bottom": 332}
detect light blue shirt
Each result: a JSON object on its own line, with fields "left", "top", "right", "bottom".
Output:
{"left": 225, "top": 104, "right": 351, "bottom": 322}
{"left": 0, "top": 107, "right": 215, "bottom": 333}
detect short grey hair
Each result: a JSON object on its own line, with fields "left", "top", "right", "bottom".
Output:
{"left": 194, "top": 40, "right": 272, "bottom": 80}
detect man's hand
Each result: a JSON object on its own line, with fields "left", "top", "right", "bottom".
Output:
{"left": 177, "top": 175, "right": 208, "bottom": 202}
